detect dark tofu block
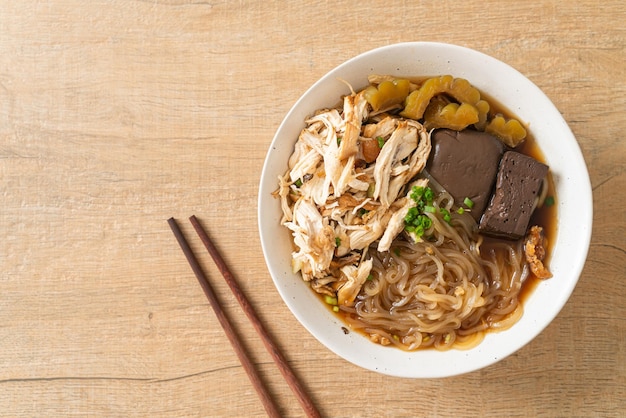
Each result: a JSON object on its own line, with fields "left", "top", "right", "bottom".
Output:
{"left": 426, "top": 129, "right": 506, "bottom": 221}
{"left": 479, "top": 151, "right": 549, "bottom": 240}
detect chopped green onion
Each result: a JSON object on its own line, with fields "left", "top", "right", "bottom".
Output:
{"left": 335, "top": 237, "right": 341, "bottom": 247}
{"left": 424, "top": 188, "right": 434, "bottom": 202}
{"left": 337, "top": 136, "right": 342, "bottom": 146}
{"left": 376, "top": 136, "right": 385, "bottom": 148}
{"left": 324, "top": 295, "right": 338, "bottom": 305}
{"left": 367, "top": 183, "right": 375, "bottom": 198}
{"left": 366, "top": 274, "right": 374, "bottom": 281}
{"left": 332, "top": 306, "right": 339, "bottom": 312}
{"left": 457, "top": 207, "right": 465, "bottom": 214}
{"left": 440, "top": 208, "right": 451, "bottom": 223}
{"left": 420, "top": 215, "right": 432, "bottom": 229}
{"left": 404, "top": 186, "right": 437, "bottom": 239}
{"left": 463, "top": 197, "right": 474, "bottom": 208}
{"left": 544, "top": 196, "right": 555, "bottom": 207}
{"left": 405, "top": 207, "right": 418, "bottom": 223}
{"left": 410, "top": 186, "right": 425, "bottom": 202}
{"left": 294, "top": 179, "right": 303, "bottom": 187}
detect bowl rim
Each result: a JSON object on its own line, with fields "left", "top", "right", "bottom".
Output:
{"left": 258, "top": 42, "right": 593, "bottom": 378}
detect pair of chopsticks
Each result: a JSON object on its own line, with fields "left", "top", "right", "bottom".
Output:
{"left": 168, "top": 216, "right": 321, "bottom": 418}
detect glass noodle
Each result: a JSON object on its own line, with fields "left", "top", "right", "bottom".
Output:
{"left": 342, "top": 188, "right": 528, "bottom": 350}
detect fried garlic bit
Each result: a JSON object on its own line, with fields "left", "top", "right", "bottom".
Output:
{"left": 524, "top": 225, "right": 553, "bottom": 279}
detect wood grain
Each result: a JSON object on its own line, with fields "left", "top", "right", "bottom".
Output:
{"left": 1, "top": 1, "right": 624, "bottom": 417}
{"left": 168, "top": 217, "right": 283, "bottom": 418}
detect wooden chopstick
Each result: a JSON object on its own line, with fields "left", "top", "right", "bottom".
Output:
{"left": 188, "top": 215, "right": 321, "bottom": 418}
{"left": 168, "top": 216, "right": 322, "bottom": 418}
{"left": 167, "top": 217, "right": 281, "bottom": 418}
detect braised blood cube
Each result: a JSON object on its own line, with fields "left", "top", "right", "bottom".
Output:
{"left": 479, "top": 151, "right": 549, "bottom": 240}
{"left": 426, "top": 129, "right": 506, "bottom": 221}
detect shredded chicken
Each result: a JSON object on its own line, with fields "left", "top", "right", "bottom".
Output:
{"left": 277, "top": 83, "right": 432, "bottom": 306}
{"left": 337, "top": 258, "right": 374, "bottom": 306}
{"left": 284, "top": 199, "right": 336, "bottom": 280}
{"left": 339, "top": 91, "right": 369, "bottom": 160}
{"left": 378, "top": 178, "right": 429, "bottom": 252}
{"left": 524, "top": 225, "right": 552, "bottom": 279}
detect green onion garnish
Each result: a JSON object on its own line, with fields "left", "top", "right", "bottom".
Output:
{"left": 544, "top": 196, "right": 555, "bottom": 207}
{"left": 376, "top": 136, "right": 385, "bottom": 148}
{"left": 324, "top": 295, "right": 338, "bottom": 305}
{"left": 294, "top": 179, "right": 303, "bottom": 187}
{"left": 404, "top": 186, "right": 437, "bottom": 239}
{"left": 335, "top": 237, "right": 341, "bottom": 247}
{"left": 410, "top": 186, "right": 425, "bottom": 202}
{"left": 463, "top": 197, "right": 474, "bottom": 208}
{"left": 405, "top": 207, "right": 418, "bottom": 223}
{"left": 440, "top": 208, "right": 451, "bottom": 224}
{"left": 420, "top": 216, "right": 432, "bottom": 229}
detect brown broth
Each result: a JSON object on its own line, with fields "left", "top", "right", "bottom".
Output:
{"left": 484, "top": 91, "right": 558, "bottom": 304}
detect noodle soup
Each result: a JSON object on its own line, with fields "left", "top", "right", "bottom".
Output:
{"left": 259, "top": 42, "right": 590, "bottom": 377}
{"left": 275, "top": 75, "right": 556, "bottom": 351}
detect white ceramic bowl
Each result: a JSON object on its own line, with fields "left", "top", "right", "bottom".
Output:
{"left": 258, "top": 42, "right": 592, "bottom": 378}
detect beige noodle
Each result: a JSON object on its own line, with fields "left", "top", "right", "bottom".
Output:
{"left": 341, "top": 191, "right": 528, "bottom": 350}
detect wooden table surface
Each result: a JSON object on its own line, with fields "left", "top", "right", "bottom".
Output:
{"left": 1, "top": 1, "right": 624, "bottom": 417}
